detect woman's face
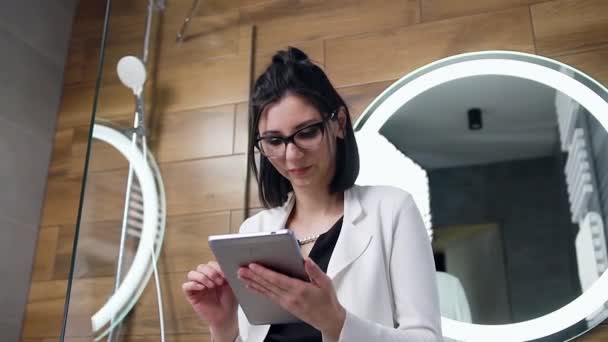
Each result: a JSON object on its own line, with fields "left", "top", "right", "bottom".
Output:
{"left": 257, "top": 94, "right": 345, "bottom": 191}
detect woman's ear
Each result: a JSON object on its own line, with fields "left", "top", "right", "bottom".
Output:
{"left": 335, "top": 107, "right": 347, "bottom": 139}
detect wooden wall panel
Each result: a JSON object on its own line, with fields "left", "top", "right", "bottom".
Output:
{"left": 113, "top": 274, "right": 211, "bottom": 336}
{"left": 160, "top": 211, "right": 231, "bottom": 274}
{"left": 156, "top": 25, "right": 252, "bottom": 113}
{"left": 40, "top": 176, "right": 82, "bottom": 227}
{"left": 55, "top": 84, "right": 96, "bottom": 129}
{"left": 156, "top": 53, "right": 250, "bottom": 113}
{"left": 325, "top": 7, "right": 535, "bottom": 87}
{"left": 338, "top": 80, "right": 396, "bottom": 122}
{"left": 154, "top": 105, "right": 236, "bottom": 162}
{"left": 556, "top": 45, "right": 608, "bottom": 86}
{"left": 70, "top": 126, "right": 131, "bottom": 175}
{"left": 531, "top": 0, "right": 608, "bottom": 56}
{"left": 78, "top": 169, "right": 130, "bottom": 223}
{"left": 233, "top": 102, "right": 249, "bottom": 155}
{"left": 68, "top": 220, "right": 135, "bottom": 279}
{"left": 30, "top": 227, "right": 60, "bottom": 282}
{"left": 161, "top": 154, "right": 248, "bottom": 217}
{"left": 53, "top": 225, "right": 77, "bottom": 281}
{"left": 240, "top": 0, "right": 420, "bottom": 54}
{"left": 56, "top": 83, "right": 155, "bottom": 130}
{"left": 48, "top": 129, "right": 75, "bottom": 178}
{"left": 159, "top": 8, "right": 241, "bottom": 64}
{"left": 22, "top": 280, "right": 68, "bottom": 338}
{"left": 421, "top": 0, "right": 545, "bottom": 22}
{"left": 24, "top": 0, "right": 608, "bottom": 340}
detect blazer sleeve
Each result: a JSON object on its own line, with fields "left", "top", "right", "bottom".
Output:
{"left": 333, "top": 192, "right": 443, "bottom": 342}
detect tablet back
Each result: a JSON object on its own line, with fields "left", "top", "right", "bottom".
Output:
{"left": 208, "top": 229, "right": 308, "bottom": 325}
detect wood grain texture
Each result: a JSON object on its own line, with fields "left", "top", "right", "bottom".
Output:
{"left": 69, "top": 124, "right": 131, "bottom": 175}
{"left": 39, "top": 176, "right": 83, "bottom": 227}
{"left": 556, "top": 45, "right": 608, "bottom": 87}
{"left": 240, "top": 0, "right": 420, "bottom": 54}
{"left": 156, "top": 25, "right": 252, "bottom": 113}
{"left": 325, "top": 7, "right": 535, "bottom": 87}
{"left": 55, "top": 82, "right": 155, "bottom": 130}
{"left": 154, "top": 104, "right": 236, "bottom": 162}
{"left": 531, "top": 0, "right": 608, "bottom": 56}
{"left": 30, "top": 227, "right": 60, "bottom": 282}
{"left": 338, "top": 80, "right": 396, "bottom": 123}
{"left": 53, "top": 225, "right": 77, "bottom": 281}
{"left": 74, "top": 154, "right": 249, "bottom": 223}
{"left": 160, "top": 211, "right": 231, "bottom": 273}
{"left": 115, "top": 273, "right": 211, "bottom": 336}
{"left": 421, "top": 0, "right": 546, "bottom": 21}
{"left": 48, "top": 129, "right": 75, "bottom": 178}
{"left": 159, "top": 7, "right": 241, "bottom": 65}
{"left": 77, "top": 168, "right": 130, "bottom": 223}
{"left": 160, "top": 154, "right": 248, "bottom": 217}
{"left": 233, "top": 102, "right": 249, "bottom": 155}
{"left": 21, "top": 280, "right": 68, "bottom": 338}
{"left": 51, "top": 275, "right": 213, "bottom": 337}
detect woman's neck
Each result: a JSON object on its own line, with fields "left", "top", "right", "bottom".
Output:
{"left": 291, "top": 186, "right": 344, "bottom": 221}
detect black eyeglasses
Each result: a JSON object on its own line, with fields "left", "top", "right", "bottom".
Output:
{"left": 255, "top": 111, "right": 337, "bottom": 158}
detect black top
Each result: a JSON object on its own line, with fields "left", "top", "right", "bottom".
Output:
{"left": 263, "top": 216, "right": 344, "bottom": 342}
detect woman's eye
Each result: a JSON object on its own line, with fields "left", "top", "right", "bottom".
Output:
{"left": 266, "top": 137, "right": 283, "bottom": 146}
{"left": 297, "top": 127, "right": 320, "bottom": 138}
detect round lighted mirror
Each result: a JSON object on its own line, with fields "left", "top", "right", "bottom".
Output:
{"left": 354, "top": 51, "right": 608, "bottom": 341}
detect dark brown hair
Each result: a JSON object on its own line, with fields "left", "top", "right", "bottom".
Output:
{"left": 249, "top": 47, "right": 359, "bottom": 208}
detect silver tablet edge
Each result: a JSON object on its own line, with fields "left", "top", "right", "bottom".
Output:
{"left": 208, "top": 229, "right": 292, "bottom": 242}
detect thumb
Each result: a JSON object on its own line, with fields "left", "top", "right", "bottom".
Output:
{"left": 304, "top": 258, "right": 329, "bottom": 287}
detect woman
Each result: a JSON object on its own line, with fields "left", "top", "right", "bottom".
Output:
{"left": 182, "top": 47, "right": 442, "bottom": 342}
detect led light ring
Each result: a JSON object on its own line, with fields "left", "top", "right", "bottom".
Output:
{"left": 356, "top": 54, "right": 608, "bottom": 341}
{"left": 90, "top": 124, "right": 160, "bottom": 332}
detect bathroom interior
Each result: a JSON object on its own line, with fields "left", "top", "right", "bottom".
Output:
{"left": 3, "top": 0, "right": 608, "bottom": 341}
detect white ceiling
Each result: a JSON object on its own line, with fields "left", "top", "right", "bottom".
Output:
{"left": 381, "top": 75, "right": 561, "bottom": 170}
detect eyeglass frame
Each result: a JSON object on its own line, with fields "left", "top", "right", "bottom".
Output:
{"left": 254, "top": 110, "right": 338, "bottom": 158}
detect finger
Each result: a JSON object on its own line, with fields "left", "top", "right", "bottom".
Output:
{"left": 182, "top": 281, "right": 205, "bottom": 293}
{"left": 197, "top": 264, "right": 224, "bottom": 283}
{"left": 248, "top": 263, "right": 299, "bottom": 291}
{"left": 196, "top": 264, "right": 224, "bottom": 286}
{"left": 239, "top": 267, "right": 285, "bottom": 297}
{"left": 244, "top": 278, "right": 304, "bottom": 316}
{"left": 245, "top": 278, "right": 280, "bottom": 303}
{"left": 304, "top": 258, "right": 329, "bottom": 287}
{"left": 187, "top": 270, "right": 217, "bottom": 288}
{"left": 208, "top": 261, "right": 225, "bottom": 278}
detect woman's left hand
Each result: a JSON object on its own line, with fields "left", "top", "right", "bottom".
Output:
{"left": 237, "top": 258, "right": 346, "bottom": 340}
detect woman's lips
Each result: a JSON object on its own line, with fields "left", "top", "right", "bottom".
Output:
{"left": 288, "top": 166, "right": 311, "bottom": 176}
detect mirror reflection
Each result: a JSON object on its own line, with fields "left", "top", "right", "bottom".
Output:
{"left": 356, "top": 73, "right": 608, "bottom": 340}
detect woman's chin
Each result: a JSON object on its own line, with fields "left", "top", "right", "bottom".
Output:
{"left": 289, "top": 176, "right": 317, "bottom": 188}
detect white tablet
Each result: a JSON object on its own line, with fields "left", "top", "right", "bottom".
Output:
{"left": 208, "top": 229, "right": 308, "bottom": 325}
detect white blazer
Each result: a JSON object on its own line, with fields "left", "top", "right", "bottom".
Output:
{"left": 235, "top": 185, "right": 443, "bottom": 342}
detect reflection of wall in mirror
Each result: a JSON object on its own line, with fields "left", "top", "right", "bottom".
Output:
{"left": 433, "top": 224, "right": 509, "bottom": 325}
{"left": 429, "top": 156, "right": 581, "bottom": 323}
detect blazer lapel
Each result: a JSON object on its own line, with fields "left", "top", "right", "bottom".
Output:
{"left": 326, "top": 186, "right": 372, "bottom": 280}
{"left": 270, "top": 187, "right": 372, "bottom": 280}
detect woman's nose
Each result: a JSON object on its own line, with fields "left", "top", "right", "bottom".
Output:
{"left": 285, "top": 141, "right": 304, "bottom": 160}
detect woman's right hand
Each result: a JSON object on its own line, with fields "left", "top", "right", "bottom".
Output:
{"left": 182, "top": 261, "right": 238, "bottom": 329}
